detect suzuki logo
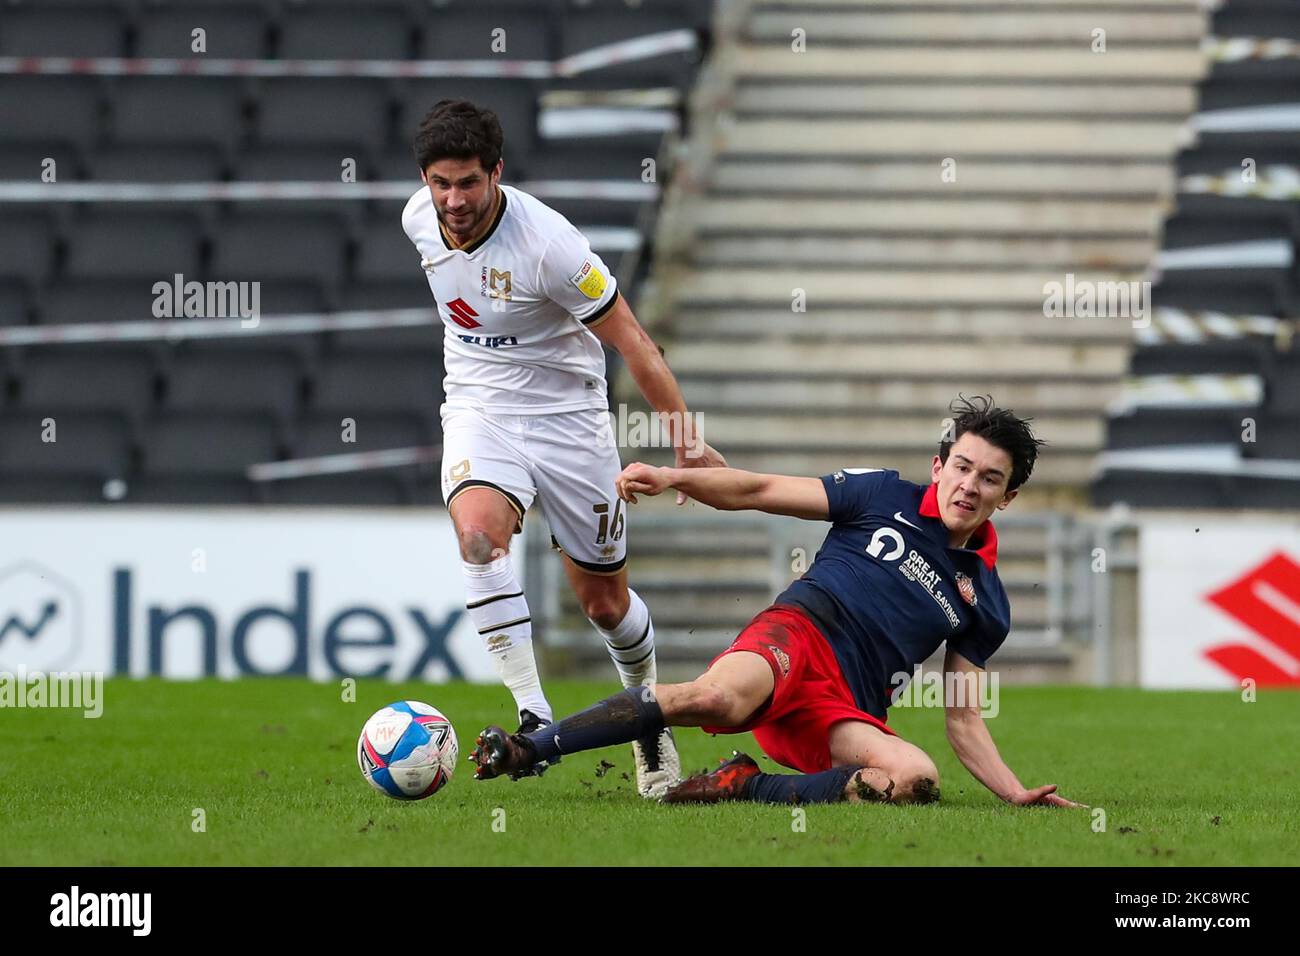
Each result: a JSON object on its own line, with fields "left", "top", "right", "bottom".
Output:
{"left": 1204, "top": 552, "right": 1300, "bottom": 686}
{"left": 445, "top": 297, "right": 481, "bottom": 330}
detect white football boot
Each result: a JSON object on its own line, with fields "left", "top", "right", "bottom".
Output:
{"left": 632, "top": 727, "right": 681, "bottom": 800}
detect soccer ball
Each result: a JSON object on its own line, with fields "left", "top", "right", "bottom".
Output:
{"left": 357, "top": 701, "right": 458, "bottom": 800}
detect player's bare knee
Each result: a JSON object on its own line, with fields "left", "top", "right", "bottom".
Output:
{"left": 581, "top": 593, "right": 627, "bottom": 630}
{"left": 844, "top": 761, "right": 941, "bottom": 805}
{"left": 894, "top": 762, "right": 941, "bottom": 804}
{"left": 459, "top": 528, "right": 506, "bottom": 565}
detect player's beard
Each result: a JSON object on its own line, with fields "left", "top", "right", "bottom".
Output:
{"left": 440, "top": 188, "right": 497, "bottom": 244}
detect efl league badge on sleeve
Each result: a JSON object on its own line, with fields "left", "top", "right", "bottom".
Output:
{"left": 569, "top": 259, "right": 607, "bottom": 299}
{"left": 955, "top": 571, "right": 977, "bottom": 606}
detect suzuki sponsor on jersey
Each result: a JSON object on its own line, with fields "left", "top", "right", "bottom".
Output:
{"left": 0, "top": 510, "right": 499, "bottom": 682}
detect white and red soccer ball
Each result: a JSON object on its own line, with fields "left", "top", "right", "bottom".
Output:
{"left": 357, "top": 701, "right": 458, "bottom": 800}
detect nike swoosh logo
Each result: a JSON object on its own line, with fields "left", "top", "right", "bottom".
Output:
{"left": 893, "top": 512, "right": 923, "bottom": 531}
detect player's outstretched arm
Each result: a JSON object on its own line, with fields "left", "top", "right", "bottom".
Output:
{"left": 593, "top": 295, "right": 726, "bottom": 503}
{"left": 943, "top": 648, "right": 1087, "bottom": 808}
{"left": 617, "top": 462, "right": 829, "bottom": 520}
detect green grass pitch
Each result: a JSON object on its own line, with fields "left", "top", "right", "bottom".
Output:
{"left": 1, "top": 679, "right": 1296, "bottom": 866}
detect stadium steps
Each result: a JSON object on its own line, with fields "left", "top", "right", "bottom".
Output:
{"left": 655, "top": 340, "right": 1132, "bottom": 377}
{"left": 583, "top": 0, "right": 1208, "bottom": 683}
{"left": 664, "top": 311, "right": 1137, "bottom": 343}
{"left": 731, "top": 83, "right": 1197, "bottom": 117}
{"left": 681, "top": 199, "right": 1166, "bottom": 235}
{"left": 661, "top": 270, "right": 1152, "bottom": 310}
{"left": 722, "top": 47, "right": 1206, "bottom": 82}
{"left": 709, "top": 160, "right": 1176, "bottom": 197}
{"left": 744, "top": 7, "right": 1204, "bottom": 44}
{"left": 692, "top": 237, "right": 1158, "bottom": 270}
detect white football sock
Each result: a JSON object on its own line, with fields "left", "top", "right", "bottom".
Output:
{"left": 462, "top": 554, "right": 550, "bottom": 723}
{"left": 592, "top": 588, "right": 656, "bottom": 689}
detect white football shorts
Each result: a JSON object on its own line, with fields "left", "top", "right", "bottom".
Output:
{"left": 439, "top": 403, "right": 628, "bottom": 574}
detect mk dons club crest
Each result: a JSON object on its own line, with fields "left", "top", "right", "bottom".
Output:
{"left": 955, "top": 571, "right": 978, "bottom": 607}
{"left": 482, "top": 266, "right": 512, "bottom": 301}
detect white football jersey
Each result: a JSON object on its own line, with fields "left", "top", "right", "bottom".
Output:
{"left": 401, "top": 182, "right": 619, "bottom": 415}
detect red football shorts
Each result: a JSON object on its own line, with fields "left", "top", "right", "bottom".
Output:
{"left": 700, "top": 604, "right": 896, "bottom": 773}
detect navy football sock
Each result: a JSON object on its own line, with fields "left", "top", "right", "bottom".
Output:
{"left": 741, "top": 766, "right": 861, "bottom": 804}
{"left": 524, "top": 687, "right": 665, "bottom": 763}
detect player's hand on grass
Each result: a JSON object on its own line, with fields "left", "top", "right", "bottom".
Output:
{"left": 617, "top": 462, "right": 673, "bottom": 504}
{"left": 673, "top": 440, "right": 727, "bottom": 505}
{"left": 1007, "top": 784, "right": 1088, "bottom": 808}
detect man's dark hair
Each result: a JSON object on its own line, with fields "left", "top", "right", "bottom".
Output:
{"left": 938, "top": 394, "right": 1045, "bottom": 492}
{"left": 413, "top": 99, "right": 503, "bottom": 173}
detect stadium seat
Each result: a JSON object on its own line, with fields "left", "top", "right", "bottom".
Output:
{"left": 253, "top": 79, "right": 391, "bottom": 149}
{"left": 64, "top": 209, "right": 203, "bottom": 280}
{"left": 374, "top": 147, "right": 426, "bottom": 183}
{"left": 232, "top": 143, "right": 374, "bottom": 183}
{"left": 1105, "top": 409, "right": 1249, "bottom": 450}
{"left": 0, "top": 6, "right": 126, "bottom": 57}
{"left": 521, "top": 144, "right": 654, "bottom": 181}
{"left": 399, "top": 80, "right": 538, "bottom": 170}
{"left": 308, "top": 354, "right": 443, "bottom": 417}
{"left": 36, "top": 280, "right": 163, "bottom": 326}
{"left": 134, "top": 3, "right": 270, "bottom": 58}
{"left": 0, "top": 77, "right": 105, "bottom": 152}
{"left": 0, "top": 142, "right": 83, "bottom": 183}
{"left": 418, "top": 10, "right": 554, "bottom": 61}
{"left": 1243, "top": 413, "right": 1300, "bottom": 459}
{"left": 91, "top": 144, "right": 227, "bottom": 182}
{"left": 0, "top": 476, "right": 109, "bottom": 503}
{"left": 1152, "top": 274, "right": 1289, "bottom": 317}
{"left": 141, "top": 411, "right": 280, "bottom": 477}
{"left": 290, "top": 410, "right": 430, "bottom": 457}
{"left": 0, "top": 411, "right": 132, "bottom": 480}
{"left": 14, "top": 350, "right": 159, "bottom": 426}
{"left": 110, "top": 78, "right": 248, "bottom": 147}
{"left": 209, "top": 210, "right": 350, "bottom": 288}
{"left": 0, "top": 282, "right": 31, "bottom": 328}
{"left": 0, "top": 214, "right": 56, "bottom": 287}
{"left": 338, "top": 277, "right": 430, "bottom": 313}
{"left": 353, "top": 220, "right": 428, "bottom": 282}
{"left": 558, "top": 10, "right": 701, "bottom": 84}
{"left": 278, "top": 3, "right": 413, "bottom": 59}
{"left": 161, "top": 348, "right": 304, "bottom": 425}
{"left": 123, "top": 476, "right": 259, "bottom": 504}
{"left": 261, "top": 471, "right": 413, "bottom": 505}
{"left": 1264, "top": 354, "right": 1300, "bottom": 414}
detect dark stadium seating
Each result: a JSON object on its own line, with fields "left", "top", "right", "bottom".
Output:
{"left": 134, "top": 3, "right": 271, "bottom": 59}
{"left": 0, "top": 0, "right": 704, "bottom": 503}
{"left": 109, "top": 77, "right": 248, "bottom": 148}
{"left": 1093, "top": 0, "right": 1300, "bottom": 507}
{"left": 14, "top": 350, "right": 159, "bottom": 426}
{"left": 0, "top": 6, "right": 127, "bottom": 58}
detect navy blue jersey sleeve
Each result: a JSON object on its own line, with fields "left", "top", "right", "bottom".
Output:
{"left": 947, "top": 576, "right": 1011, "bottom": 669}
{"left": 946, "top": 620, "right": 1009, "bottom": 670}
{"left": 819, "top": 468, "right": 895, "bottom": 523}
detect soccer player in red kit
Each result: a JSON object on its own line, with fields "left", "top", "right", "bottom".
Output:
{"left": 471, "top": 397, "right": 1085, "bottom": 808}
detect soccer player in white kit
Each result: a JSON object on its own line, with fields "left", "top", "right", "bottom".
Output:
{"left": 402, "top": 100, "right": 725, "bottom": 798}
